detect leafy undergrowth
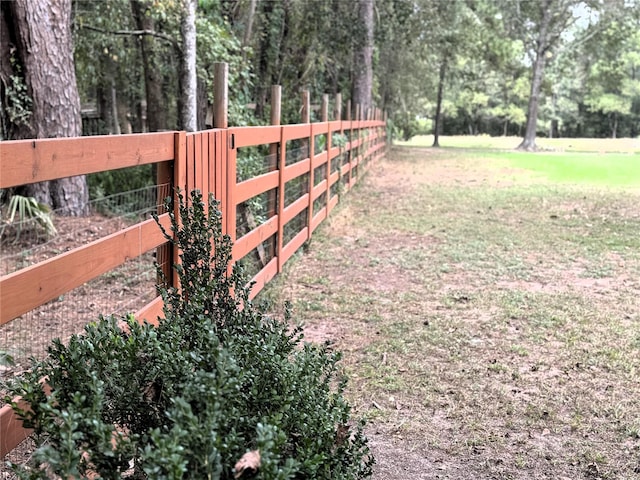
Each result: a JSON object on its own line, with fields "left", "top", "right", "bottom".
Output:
{"left": 265, "top": 146, "right": 640, "bottom": 479}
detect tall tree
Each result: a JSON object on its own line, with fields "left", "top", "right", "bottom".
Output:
{"left": 502, "top": 0, "right": 583, "bottom": 150}
{"left": 2, "top": 0, "right": 89, "bottom": 216}
{"left": 179, "top": 0, "right": 197, "bottom": 132}
{"left": 130, "top": 0, "right": 171, "bottom": 132}
{"left": 427, "top": 0, "right": 468, "bottom": 147}
{"left": 582, "top": 14, "right": 640, "bottom": 138}
{"left": 352, "top": 0, "right": 374, "bottom": 117}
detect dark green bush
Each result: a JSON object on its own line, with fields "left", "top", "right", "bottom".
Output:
{"left": 5, "top": 190, "right": 374, "bottom": 479}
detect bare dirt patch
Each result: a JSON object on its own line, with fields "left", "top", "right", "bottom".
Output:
{"left": 269, "top": 147, "right": 640, "bottom": 479}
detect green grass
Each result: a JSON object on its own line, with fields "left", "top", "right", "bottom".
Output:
{"left": 486, "top": 151, "right": 640, "bottom": 187}
{"left": 398, "top": 134, "right": 640, "bottom": 154}
{"left": 396, "top": 135, "right": 640, "bottom": 187}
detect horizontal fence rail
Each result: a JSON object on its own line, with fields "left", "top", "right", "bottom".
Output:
{"left": 0, "top": 116, "right": 386, "bottom": 458}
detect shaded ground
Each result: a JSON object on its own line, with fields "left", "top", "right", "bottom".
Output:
{"left": 1, "top": 215, "right": 157, "bottom": 405}
{"left": 266, "top": 146, "right": 640, "bottom": 479}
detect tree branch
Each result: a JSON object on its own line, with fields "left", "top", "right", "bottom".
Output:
{"left": 81, "top": 24, "right": 180, "bottom": 51}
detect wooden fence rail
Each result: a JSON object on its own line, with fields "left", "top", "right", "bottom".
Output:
{"left": 0, "top": 97, "right": 386, "bottom": 457}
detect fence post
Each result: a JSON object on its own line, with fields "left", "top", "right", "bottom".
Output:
{"left": 302, "top": 90, "right": 313, "bottom": 243}
{"left": 351, "top": 104, "right": 361, "bottom": 187}
{"left": 321, "top": 94, "right": 330, "bottom": 214}
{"left": 268, "top": 85, "right": 281, "bottom": 260}
{"left": 213, "top": 63, "right": 228, "bottom": 130}
{"left": 156, "top": 158, "right": 173, "bottom": 291}
{"left": 213, "top": 62, "right": 233, "bottom": 244}
{"left": 334, "top": 93, "right": 343, "bottom": 207}
{"left": 345, "top": 99, "right": 352, "bottom": 191}
{"left": 321, "top": 94, "right": 329, "bottom": 123}
{"left": 173, "top": 131, "right": 187, "bottom": 288}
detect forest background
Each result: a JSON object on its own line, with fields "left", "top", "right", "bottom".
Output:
{"left": 1, "top": 0, "right": 639, "bottom": 215}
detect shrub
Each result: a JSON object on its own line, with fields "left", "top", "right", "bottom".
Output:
{"left": 5, "top": 190, "right": 374, "bottom": 479}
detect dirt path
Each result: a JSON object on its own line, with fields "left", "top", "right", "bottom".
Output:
{"left": 271, "top": 147, "right": 640, "bottom": 479}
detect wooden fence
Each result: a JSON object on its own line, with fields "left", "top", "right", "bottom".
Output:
{"left": 0, "top": 84, "right": 386, "bottom": 457}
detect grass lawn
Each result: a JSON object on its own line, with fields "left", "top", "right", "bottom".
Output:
{"left": 264, "top": 145, "right": 640, "bottom": 479}
{"left": 491, "top": 151, "right": 640, "bottom": 187}
{"left": 397, "top": 134, "right": 640, "bottom": 154}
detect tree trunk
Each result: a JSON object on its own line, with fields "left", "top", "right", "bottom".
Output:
{"left": 131, "top": 0, "right": 169, "bottom": 132}
{"left": 97, "top": 54, "right": 119, "bottom": 135}
{"left": 518, "top": 49, "right": 546, "bottom": 151}
{"left": 117, "top": 94, "right": 132, "bottom": 134}
{"left": 243, "top": 0, "right": 257, "bottom": 49}
{"left": 611, "top": 114, "right": 618, "bottom": 139}
{"left": 503, "top": 120, "right": 508, "bottom": 136}
{"left": 1, "top": 3, "right": 32, "bottom": 141}
{"left": 253, "top": 0, "right": 276, "bottom": 119}
{"left": 9, "top": 0, "right": 89, "bottom": 216}
{"left": 179, "top": 0, "right": 197, "bottom": 132}
{"left": 549, "top": 118, "right": 560, "bottom": 139}
{"left": 352, "top": 0, "right": 374, "bottom": 115}
{"left": 433, "top": 58, "right": 447, "bottom": 148}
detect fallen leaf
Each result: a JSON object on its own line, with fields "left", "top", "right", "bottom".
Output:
{"left": 336, "top": 424, "right": 350, "bottom": 446}
{"left": 234, "top": 450, "right": 261, "bottom": 479}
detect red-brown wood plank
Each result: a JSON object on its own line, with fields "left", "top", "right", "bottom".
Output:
{"left": 311, "top": 180, "right": 327, "bottom": 201}
{"left": 207, "top": 132, "right": 216, "bottom": 203}
{"left": 248, "top": 257, "right": 278, "bottom": 300}
{"left": 312, "top": 151, "right": 328, "bottom": 169}
{"left": 328, "top": 120, "right": 342, "bottom": 133}
{"left": 311, "top": 122, "right": 329, "bottom": 136}
{"left": 194, "top": 132, "right": 204, "bottom": 198}
{"left": 232, "top": 215, "right": 279, "bottom": 260}
{"left": 226, "top": 131, "right": 237, "bottom": 243}
{"left": 135, "top": 296, "right": 164, "bottom": 326}
{"left": 186, "top": 134, "right": 196, "bottom": 197}
{"left": 0, "top": 398, "right": 31, "bottom": 458}
{"left": 282, "top": 194, "right": 309, "bottom": 226}
{"left": 282, "top": 123, "right": 311, "bottom": 142}
{"left": 311, "top": 207, "right": 327, "bottom": 232}
{"left": 328, "top": 194, "right": 339, "bottom": 213}
{"left": 281, "top": 227, "right": 308, "bottom": 265}
{"left": 283, "top": 158, "right": 310, "bottom": 183}
{"left": 0, "top": 132, "right": 175, "bottom": 188}
{"left": 235, "top": 170, "right": 279, "bottom": 205}
{"left": 0, "top": 214, "right": 170, "bottom": 325}
{"left": 230, "top": 125, "right": 280, "bottom": 148}
{"left": 311, "top": 151, "right": 328, "bottom": 169}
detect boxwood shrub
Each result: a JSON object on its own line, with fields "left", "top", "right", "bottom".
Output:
{"left": 5, "top": 190, "right": 374, "bottom": 479}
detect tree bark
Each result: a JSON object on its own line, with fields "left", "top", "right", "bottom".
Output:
{"left": 352, "top": 0, "right": 374, "bottom": 116}
{"left": 432, "top": 58, "right": 447, "bottom": 148}
{"left": 243, "top": 0, "right": 257, "bottom": 49}
{"left": 518, "top": 49, "right": 546, "bottom": 151}
{"left": 179, "top": 0, "right": 197, "bottom": 132}
{"left": 131, "top": 0, "right": 169, "bottom": 132}
{"left": 9, "top": 0, "right": 89, "bottom": 215}
{"left": 1, "top": 5, "right": 29, "bottom": 140}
